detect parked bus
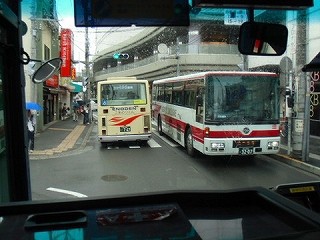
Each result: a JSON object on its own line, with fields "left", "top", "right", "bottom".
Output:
{"left": 97, "top": 77, "right": 152, "bottom": 144}
{"left": 152, "top": 71, "right": 280, "bottom": 157}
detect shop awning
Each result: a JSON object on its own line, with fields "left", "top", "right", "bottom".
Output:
{"left": 72, "top": 82, "right": 83, "bottom": 93}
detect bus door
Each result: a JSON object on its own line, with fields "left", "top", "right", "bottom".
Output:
{"left": 196, "top": 87, "right": 204, "bottom": 123}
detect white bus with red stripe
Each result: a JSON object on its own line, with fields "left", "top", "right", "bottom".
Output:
{"left": 152, "top": 71, "right": 280, "bottom": 156}
{"left": 97, "top": 77, "right": 152, "bottom": 144}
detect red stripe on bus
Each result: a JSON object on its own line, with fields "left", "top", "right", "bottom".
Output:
{"left": 207, "top": 130, "right": 280, "bottom": 138}
{"left": 161, "top": 114, "right": 279, "bottom": 143}
{"left": 110, "top": 114, "right": 144, "bottom": 126}
{"left": 110, "top": 116, "right": 125, "bottom": 122}
{"left": 192, "top": 126, "right": 205, "bottom": 144}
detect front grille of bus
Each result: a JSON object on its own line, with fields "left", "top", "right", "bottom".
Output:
{"left": 233, "top": 140, "right": 260, "bottom": 148}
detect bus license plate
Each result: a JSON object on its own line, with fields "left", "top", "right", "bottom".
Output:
{"left": 120, "top": 126, "right": 131, "bottom": 132}
{"left": 239, "top": 148, "right": 253, "bottom": 155}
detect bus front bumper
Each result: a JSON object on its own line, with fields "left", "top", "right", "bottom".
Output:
{"left": 98, "top": 134, "right": 151, "bottom": 143}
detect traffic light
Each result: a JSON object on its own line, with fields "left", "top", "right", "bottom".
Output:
{"left": 113, "top": 53, "right": 129, "bottom": 60}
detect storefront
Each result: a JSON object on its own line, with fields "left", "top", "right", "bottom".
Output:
{"left": 310, "top": 72, "right": 320, "bottom": 137}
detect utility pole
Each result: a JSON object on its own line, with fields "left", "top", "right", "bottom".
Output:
{"left": 85, "top": 27, "right": 90, "bottom": 101}
{"left": 85, "top": 27, "right": 92, "bottom": 122}
{"left": 176, "top": 37, "right": 180, "bottom": 76}
{"left": 294, "top": 10, "right": 308, "bottom": 161}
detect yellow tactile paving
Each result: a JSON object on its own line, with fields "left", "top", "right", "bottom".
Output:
{"left": 30, "top": 125, "right": 86, "bottom": 155}
{"left": 48, "top": 127, "right": 73, "bottom": 132}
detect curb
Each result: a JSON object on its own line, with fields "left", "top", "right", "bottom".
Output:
{"left": 271, "top": 153, "right": 320, "bottom": 177}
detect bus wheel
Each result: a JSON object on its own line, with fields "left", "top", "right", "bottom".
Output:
{"left": 185, "top": 128, "right": 195, "bottom": 157}
{"left": 157, "top": 116, "right": 163, "bottom": 135}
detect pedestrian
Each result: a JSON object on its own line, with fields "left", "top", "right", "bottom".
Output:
{"left": 61, "top": 103, "right": 67, "bottom": 120}
{"left": 83, "top": 104, "right": 90, "bottom": 125}
{"left": 72, "top": 99, "right": 79, "bottom": 121}
{"left": 27, "top": 110, "right": 36, "bottom": 153}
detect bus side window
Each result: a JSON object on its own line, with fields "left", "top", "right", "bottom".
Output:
{"left": 172, "top": 91, "right": 183, "bottom": 105}
{"left": 196, "top": 88, "right": 204, "bottom": 123}
{"left": 184, "top": 91, "right": 195, "bottom": 108}
{"left": 184, "top": 91, "right": 190, "bottom": 107}
{"left": 164, "top": 84, "right": 172, "bottom": 103}
{"left": 158, "top": 86, "right": 164, "bottom": 101}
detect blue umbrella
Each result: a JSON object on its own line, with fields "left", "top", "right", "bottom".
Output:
{"left": 26, "top": 102, "right": 43, "bottom": 111}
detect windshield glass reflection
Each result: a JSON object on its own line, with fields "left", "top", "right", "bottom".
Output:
{"left": 205, "top": 74, "right": 279, "bottom": 124}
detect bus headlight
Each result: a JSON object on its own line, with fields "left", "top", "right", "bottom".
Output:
{"left": 267, "top": 141, "right": 279, "bottom": 149}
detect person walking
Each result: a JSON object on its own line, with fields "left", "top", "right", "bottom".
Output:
{"left": 27, "top": 110, "right": 36, "bottom": 153}
{"left": 72, "top": 100, "right": 79, "bottom": 121}
{"left": 83, "top": 103, "right": 90, "bottom": 125}
{"left": 61, "top": 103, "right": 67, "bottom": 120}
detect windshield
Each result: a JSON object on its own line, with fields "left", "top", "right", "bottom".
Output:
{"left": 205, "top": 74, "right": 279, "bottom": 124}
{"left": 14, "top": 1, "right": 320, "bottom": 204}
{"left": 100, "top": 83, "right": 147, "bottom": 106}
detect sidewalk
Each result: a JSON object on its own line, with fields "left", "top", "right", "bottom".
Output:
{"left": 268, "top": 135, "right": 320, "bottom": 176}
{"left": 29, "top": 116, "right": 93, "bottom": 157}
{"left": 29, "top": 118, "right": 320, "bottom": 176}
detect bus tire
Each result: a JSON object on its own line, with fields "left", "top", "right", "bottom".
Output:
{"left": 157, "top": 116, "right": 163, "bottom": 136}
{"left": 185, "top": 128, "right": 195, "bottom": 157}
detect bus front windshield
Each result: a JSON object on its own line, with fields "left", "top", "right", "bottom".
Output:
{"left": 100, "top": 83, "right": 147, "bottom": 106}
{"left": 205, "top": 75, "right": 280, "bottom": 124}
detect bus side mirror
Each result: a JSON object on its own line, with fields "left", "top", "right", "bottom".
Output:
{"left": 238, "top": 22, "right": 288, "bottom": 56}
{"left": 287, "top": 96, "right": 294, "bottom": 108}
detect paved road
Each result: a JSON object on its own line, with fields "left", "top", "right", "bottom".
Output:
{"left": 30, "top": 117, "right": 320, "bottom": 177}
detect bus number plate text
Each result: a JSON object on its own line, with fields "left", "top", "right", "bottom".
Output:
{"left": 120, "top": 126, "right": 131, "bottom": 132}
{"left": 239, "top": 148, "right": 253, "bottom": 155}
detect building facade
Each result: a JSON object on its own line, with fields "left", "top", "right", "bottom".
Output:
{"left": 22, "top": 0, "right": 75, "bottom": 131}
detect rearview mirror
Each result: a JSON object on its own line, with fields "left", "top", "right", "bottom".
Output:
{"left": 238, "top": 22, "right": 288, "bottom": 56}
{"left": 32, "top": 58, "right": 62, "bottom": 83}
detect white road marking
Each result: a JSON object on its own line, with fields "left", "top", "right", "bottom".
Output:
{"left": 129, "top": 145, "right": 141, "bottom": 149}
{"left": 101, "top": 130, "right": 179, "bottom": 149}
{"left": 46, "top": 187, "right": 88, "bottom": 198}
{"left": 107, "top": 146, "right": 120, "bottom": 150}
{"left": 148, "top": 138, "right": 161, "bottom": 148}
{"left": 310, "top": 153, "right": 320, "bottom": 161}
{"left": 152, "top": 131, "right": 180, "bottom": 147}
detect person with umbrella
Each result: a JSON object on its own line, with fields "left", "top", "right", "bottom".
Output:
{"left": 26, "top": 102, "right": 43, "bottom": 111}
{"left": 27, "top": 109, "right": 36, "bottom": 153}
{"left": 25, "top": 101, "right": 41, "bottom": 153}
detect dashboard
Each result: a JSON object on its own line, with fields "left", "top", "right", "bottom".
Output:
{"left": 1, "top": 187, "right": 320, "bottom": 239}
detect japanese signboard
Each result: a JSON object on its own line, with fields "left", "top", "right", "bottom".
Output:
{"left": 60, "top": 29, "right": 73, "bottom": 77}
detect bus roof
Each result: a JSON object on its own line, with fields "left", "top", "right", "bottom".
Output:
{"left": 97, "top": 77, "right": 149, "bottom": 84}
{"left": 152, "top": 71, "right": 278, "bottom": 84}
{"left": 106, "top": 77, "right": 137, "bottom": 81}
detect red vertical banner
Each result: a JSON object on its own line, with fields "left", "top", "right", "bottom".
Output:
{"left": 71, "top": 67, "right": 76, "bottom": 80}
{"left": 60, "top": 29, "right": 74, "bottom": 77}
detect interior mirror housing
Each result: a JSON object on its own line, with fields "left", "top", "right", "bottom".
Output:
{"left": 32, "top": 58, "right": 62, "bottom": 83}
{"left": 238, "top": 22, "right": 288, "bottom": 56}
{"left": 302, "top": 52, "right": 320, "bottom": 72}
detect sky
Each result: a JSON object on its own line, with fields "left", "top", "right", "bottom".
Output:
{"left": 56, "top": 0, "right": 144, "bottom": 71}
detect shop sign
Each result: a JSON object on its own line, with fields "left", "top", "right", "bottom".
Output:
{"left": 45, "top": 75, "right": 59, "bottom": 88}
{"left": 60, "top": 29, "right": 73, "bottom": 77}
